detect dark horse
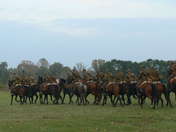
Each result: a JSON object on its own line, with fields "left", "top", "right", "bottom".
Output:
{"left": 61, "top": 79, "right": 75, "bottom": 104}
{"left": 126, "top": 81, "right": 138, "bottom": 105}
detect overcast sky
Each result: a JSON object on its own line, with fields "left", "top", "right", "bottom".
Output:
{"left": 0, "top": 0, "right": 176, "bottom": 67}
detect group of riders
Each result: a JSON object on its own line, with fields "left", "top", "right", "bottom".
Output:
{"left": 8, "top": 63, "right": 176, "bottom": 109}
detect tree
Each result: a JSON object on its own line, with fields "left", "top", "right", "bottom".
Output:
{"left": 0, "top": 62, "right": 9, "bottom": 84}
{"left": 36, "top": 67, "right": 49, "bottom": 77}
{"left": 91, "top": 59, "right": 106, "bottom": 73}
{"left": 17, "top": 60, "right": 38, "bottom": 77}
{"left": 60, "top": 66, "right": 72, "bottom": 79}
{"left": 37, "top": 58, "right": 49, "bottom": 68}
{"left": 75, "top": 62, "right": 86, "bottom": 72}
{"left": 49, "top": 62, "right": 63, "bottom": 78}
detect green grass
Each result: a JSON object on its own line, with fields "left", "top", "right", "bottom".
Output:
{"left": 0, "top": 91, "right": 176, "bottom": 132}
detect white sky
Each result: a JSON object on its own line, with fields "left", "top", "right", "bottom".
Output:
{"left": 0, "top": 0, "right": 176, "bottom": 67}
{"left": 0, "top": 0, "right": 176, "bottom": 25}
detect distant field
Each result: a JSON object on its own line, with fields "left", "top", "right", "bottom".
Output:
{"left": 0, "top": 91, "right": 176, "bottom": 132}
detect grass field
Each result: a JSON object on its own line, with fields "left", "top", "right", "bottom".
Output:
{"left": 0, "top": 91, "right": 176, "bottom": 132}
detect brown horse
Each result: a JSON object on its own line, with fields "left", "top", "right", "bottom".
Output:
{"left": 10, "top": 84, "right": 28, "bottom": 105}
{"left": 137, "top": 81, "right": 158, "bottom": 109}
{"left": 39, "top": 83, "right": 62, "bottom": 104}
{"left": 85, "top": 80, "right": 102, "bottom": 105}
{"left": 38, "top": 77, "right": 62, "bottom": 104}
{"left": 62, "top": 83, "right": 74, "bottom": 104}
{"left": 168, "top": 76, "right": 176, "bottom": 100}
{"left": 73, "top": 81, "right": 88, "bottom": 105}
{"left": 152, "top": 81, "right": 172, "bottom": 107}
{"left": 102, "top": 82, "right": 124, "bottom": 106}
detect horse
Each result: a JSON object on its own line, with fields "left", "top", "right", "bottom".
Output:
{"left": 137, "top": 80, "right": 159, "bottom": 109}
{"left": 62, "top": 83, "right": 75, "bottom": 104}
{"left": 102, "top": 82, "right": 125, "bottom": 106}
{"left": 168, "top": 76, "right": 176, "bottom": 101}
{"left": 126, "top": 81, "right": 138, "bottom": 105}
{"left": 152, "top": 81, "right": 172, "bottom": 107}
{"left": 72, "top": 81, "right": 88, "bottom": 105}
{"left": 84, "top": 80, "right": 102, "bottom": 105}
{"left": 38, "top": 77, "right": 62, "bottom": 104}
{"left": 10, "top": 84, "right": 28, "bottom": 105}
{"left": 26, "top": 83, "right": 40, "bottom": 104}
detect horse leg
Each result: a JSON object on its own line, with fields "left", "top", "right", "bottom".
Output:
{"left": 69, "top": 94, "right": 74, "bottom": 104}
{"left": 113, "top": 95, "right": 119, "bottom": 107}
{"left": 75, "top": 95, "right": 79, "bottom": 105}
{"left": 71, "top": 94, "right": 74, "bottom": 104}
{"left": 46, "top": 95, "right": 49, "bottom": 104}
{"left": 39, "top": 93, "right": 43, "bottom": 104}
{"left": 10, "top": 95, "right": 14, "bottom": 105}
{"left": 62, "top": 93, "right": 66, "bottom": 104}
{"left": 109, "top": 94, "right": 114, "bottom": 105}
{"left": 25, "top": 96, "right": 28, "bottom": 104}
{"left": 50, "top": 95, "right": 53, "bottom": 102}
{"left": 95, "top": 95, "right": 98, "bottom": 105}
{"left": 15, "top": 95, "right": 20, "bottom": 102}
{"left": 127, "top": 94, "right": 131, "bottom": 105}
{"left": 34, "top": 94, "right": 38, "bottom": 104}
{"left": 44, "top": 94, "right": 48, "bottom": 104}
{"left": 140, "top": 96, "right": 145, "bottom": 108}
{"left": 112, "top": 96, "right": 117, "bottom": 107}
{"left": 121, "top": 95, "right": 126, "bottom": 105}
{"left": 85, "top": 93, "right": 89, "bottom": 104}
{"left": 93, "top": 96, "right": 96, "bottom": 104}
{"left": 119, "top": 96, "right": 123, "bottom": 106}
{"left": 58, "top": 94, "right": 62, "bottom": 104}
{"left": 80, "top": 95, "right": 83, "bottom": 105}
{"left": 19, "top": 96, "right": 23, "bottom": 104}
{"left": 29, "top": 97, "right": 32, "bottom": 104}
{"left": 30, "top": 96, "right": 33, "bottom": 104}
{"left": 82, "top": 95, "right": 86, "bottom": 105}
{"left": 164, "top": 91, "right": 172, "bottom": 107}
{"left": 77, "top": 96, "right": 81, "bottom": 105}
{"left": 160, "top": 96, "right": 164, "bottom": 107}
{"left": 152, "top": 96, "right": 158, "bottom": 109}
{"left": 102, "top": 93, "right": 107, "bottom": 106}
{"left": 138, "top": 96, "right": 141, "bottom": 105}
{"left": 54, "top": 95, "right": 59, "bottom": 104}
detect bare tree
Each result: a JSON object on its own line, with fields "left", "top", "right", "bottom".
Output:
{"left": 75, "top": 62, "right": 86, "bottom": 72}
{"left": 91, "top": 59, "right": 106, "bottom": 73}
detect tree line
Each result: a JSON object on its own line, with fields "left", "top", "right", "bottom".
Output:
{"left": 0, "top": 58, "right": 174, "bottom": 86}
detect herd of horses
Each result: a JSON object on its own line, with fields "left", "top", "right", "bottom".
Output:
{"left": 8, "top": 76, "right": 176, "bottom": 109}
